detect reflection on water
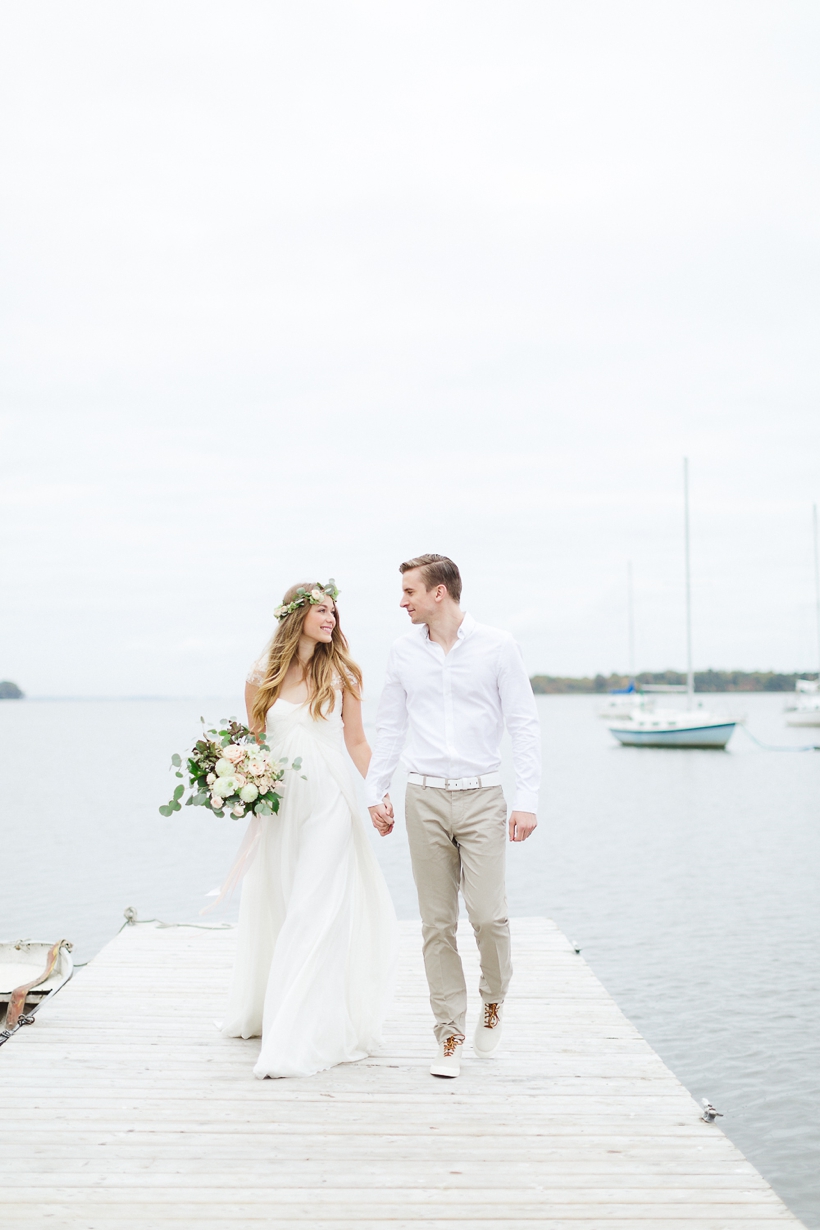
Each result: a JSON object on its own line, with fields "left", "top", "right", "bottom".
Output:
{"left": 1, "top": 692, "right": 817, "bottom": 1226}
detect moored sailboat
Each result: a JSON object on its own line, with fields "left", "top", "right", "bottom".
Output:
{"left": 608, "top": 460, "right": 738, "bottom": 750}
{"left": 784, "top": 506, "right": 820, "bottom": 727}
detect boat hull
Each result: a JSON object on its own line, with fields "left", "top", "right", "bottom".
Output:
{"left": 609, "top": 722, "right": 736, "bottom": 749}
{"left": 785, "top": 711, "right": 820, "bottom": 727}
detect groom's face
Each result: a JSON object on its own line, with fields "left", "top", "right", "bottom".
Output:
{"left": 400, "top": 569, "right": 438, "bottom": 624}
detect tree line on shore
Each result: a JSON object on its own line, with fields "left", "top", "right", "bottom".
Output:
{"left": 530, "top": 670, "right": 818, "bottom": 694}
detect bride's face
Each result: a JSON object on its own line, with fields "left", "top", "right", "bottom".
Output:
{"left": 302, "top": 599, "right": 336, "bottom": 644}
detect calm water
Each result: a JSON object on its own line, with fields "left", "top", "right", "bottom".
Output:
{"left": 2, "top": 693, "right": 818, "bottom": 1225}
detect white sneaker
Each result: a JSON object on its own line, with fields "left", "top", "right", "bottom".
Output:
{"left": 473, "top": 1001, "right": 503, "bottom": 1057}
{"left": 430, "top": 1033, "right": 464, "bottom": 1078}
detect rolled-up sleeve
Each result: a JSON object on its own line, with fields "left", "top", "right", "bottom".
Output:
{"left": 365, "top": 650, "right": 408, "bottom": 807}
{"left": 497, "top": 637, "right": 541, "bottom": 813}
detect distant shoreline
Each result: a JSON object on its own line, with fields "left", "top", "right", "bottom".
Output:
{"left": 530, "top": 670, "right": 819, "bottom": 694}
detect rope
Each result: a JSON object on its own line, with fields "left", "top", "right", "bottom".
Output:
{"left": 72, "top": 910, "right": 235, "bottom": 967}
{"left": 736, "top": 724, "right": 820, "bottom": 753}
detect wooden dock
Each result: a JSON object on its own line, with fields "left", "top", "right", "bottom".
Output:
{"left": 0, "top": 917, "right": 804, "bottom": 1228}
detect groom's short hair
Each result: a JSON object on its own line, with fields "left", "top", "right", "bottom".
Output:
{"left": 399, "top": 554, "right": 462, "bottom": 603}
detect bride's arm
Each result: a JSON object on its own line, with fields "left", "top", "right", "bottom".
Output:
{"left": 341, "top": 690, "right": 371, "bottom": 778}
{"left": 245, "top": 683, "right": 265, "bottom": 736}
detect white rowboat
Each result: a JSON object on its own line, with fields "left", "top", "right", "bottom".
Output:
{"left": 0, "top": 939, "right": 74, "bottom": 1042}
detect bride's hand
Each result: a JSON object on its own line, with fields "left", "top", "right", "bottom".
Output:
{"left": 368, "top": 801, "right": 394, "bottom": 836}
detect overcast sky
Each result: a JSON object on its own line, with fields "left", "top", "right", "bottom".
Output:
{"left": 1, "top": 0, "right": 819, "bottom": 697}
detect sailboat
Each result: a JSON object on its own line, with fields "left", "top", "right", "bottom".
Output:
{"left": 598, "top": 562, "right": 655, "bottom": 718}
{"left": 785, "top": 679, "right": 820, "bottom": 726}
{"left": 598, "top": 682, "right": 654, "bottom": 719}
{"left": 784, "top": 505, "right": 820, "bottom": 727}
{"left": 608, "top": 460, "right": 738, "bottom": 749}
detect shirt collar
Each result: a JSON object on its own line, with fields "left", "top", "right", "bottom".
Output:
{"left": 458, "top": 612, "right": 476, "bottom": 639}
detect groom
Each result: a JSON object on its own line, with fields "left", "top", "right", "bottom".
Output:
{"left": 366, "top": 554, "right": 541, "bottom": 1078}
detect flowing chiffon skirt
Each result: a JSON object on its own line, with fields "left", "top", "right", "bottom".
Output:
{"left": 220, "top": 696, "right": 397, "bottom": 1078}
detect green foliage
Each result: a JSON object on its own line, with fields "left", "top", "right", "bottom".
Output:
{"left": 530, "top": 670, "right": 820, "bottom": 694}
{"left": 158, "top": 717, "right": 297, "bottom": 822}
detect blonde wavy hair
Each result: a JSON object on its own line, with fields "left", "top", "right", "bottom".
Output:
{"left": 250, "top": 581, "right": 363, "bottom": 730}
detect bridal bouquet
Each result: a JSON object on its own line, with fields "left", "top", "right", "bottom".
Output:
{"left": 159, "top": 718, "right": 301, "bottom": 821}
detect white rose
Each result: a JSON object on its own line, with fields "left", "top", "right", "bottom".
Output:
{"left": 310, "top": 588, "right": 324, "bottom": 601}
{"left": 206, "top": 773, "right": 216, "bottom": 785}
{"left": 232, "top": 804, "right": 245, "bottom": 817}
{"left": 248, "top": 760, "right": 265, "bottom": 777}
{"left": 215, "top": 758, "right": 234, "bottom": 777}
{"left": 222, "top": 744, "right": 244, "bottom": 765}
{"left": 239, "top": 783, "right": 258, "bottom": 803}
{"left": 233, "top": 773, "right": 247, "bottom": 789}
{"left": 210, "top": 794, "right": 224, "bottom": 810}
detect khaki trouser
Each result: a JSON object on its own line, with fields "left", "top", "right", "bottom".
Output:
{"left": 405, "top": 783, "right": 512, "bottom": 1043}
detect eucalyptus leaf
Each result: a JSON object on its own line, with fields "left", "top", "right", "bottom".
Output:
{"left": 171, "top": 753, "right": 181, "bottom": 767}
{"left": 173, "top": 784, "right": 184, "bottom": 801}
{"left": 158, "top": 805, "right": 173, "bottom": 817}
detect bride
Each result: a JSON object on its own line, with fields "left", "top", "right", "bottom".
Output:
{"left": 220, "top": 580, "right": 397, "bottom": 1079}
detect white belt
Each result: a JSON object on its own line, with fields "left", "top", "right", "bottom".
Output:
{"left": 407, "top": 772, "right": 502, "bottom": 791}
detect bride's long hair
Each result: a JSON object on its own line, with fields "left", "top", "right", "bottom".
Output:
{"left": 250, "top": 581, "right": 363, "bottom": 729}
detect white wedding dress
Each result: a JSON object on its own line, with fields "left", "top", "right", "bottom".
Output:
{"left": 220, "top": 684, "right": 397, "bottom": 1078}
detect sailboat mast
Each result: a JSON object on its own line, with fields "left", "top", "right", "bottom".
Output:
{"left": 634, "top": 560, "right": 639, "bottom": 678}
{"left": 684, "top": 458, "right": 694, "bottom": 704}
{"left": 814, "top": 503, "right": 820, "bottom": 678}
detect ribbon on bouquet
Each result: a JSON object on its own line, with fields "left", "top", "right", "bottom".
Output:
{"left": 200, "top": 814, "right": 263, "bottom": 915}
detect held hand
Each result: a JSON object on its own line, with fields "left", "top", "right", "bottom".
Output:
{"left": 509, "top": 811, "right": 537, "bottom": 842}
{"left": 368, "top": 799, "right": 394, "bottom": 837}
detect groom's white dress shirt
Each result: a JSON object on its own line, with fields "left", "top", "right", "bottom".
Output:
{"left": 365, "top": 613, "right": 541, "bottom": 813}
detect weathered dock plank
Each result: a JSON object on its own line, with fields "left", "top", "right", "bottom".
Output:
{"left": 0, "top": 917, "right": 805, "bottom": 1227}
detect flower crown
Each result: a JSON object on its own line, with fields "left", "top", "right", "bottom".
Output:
{"left": 274, "top": 579, "right": 339, "bottom": 622}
